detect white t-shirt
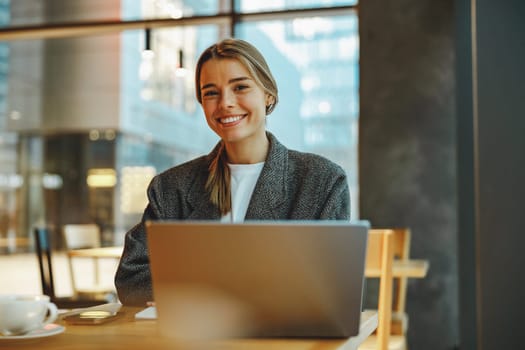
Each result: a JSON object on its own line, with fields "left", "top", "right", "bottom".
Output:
{"left": 221, "top": 162, "right": 265, "bottom": 223}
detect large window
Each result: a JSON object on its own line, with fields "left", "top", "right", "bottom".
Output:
{"left": 0, "top": 0, "right": 360, "bottom": 244}
{"left": 132, "top": 1, "right": 360, "bottom": 218}
{"left": 236, "top": 15, "right": 359, "bottom": 217}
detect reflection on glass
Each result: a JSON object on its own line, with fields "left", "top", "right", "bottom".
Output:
{"left": 0, "top": 0, "right": 363, "bottom": 241}
{"left": 87, "top": 169, "right": 117, "bottom": 188}
{"left": 42, "top": 173, "right": 62, "bottom": 190}
{"left": 7, "top": 1, "right": 118, "bottom": 26}
{"left": 120, "top": 24, "right": 225, "bottom": 150}
{"left": 237, "top": 0, "right": 357, "bottom": 13}
{"left": 120, "top": 166, "right": 155, "bottom": 214}
{"left": 236, "top": 13, "right": 360, "bottom": 217}
{"left": 139, "top": 0, "right": 226, "bottom": 18}
{"left": 0, "top": 174, "right": 23, "bottom": 189}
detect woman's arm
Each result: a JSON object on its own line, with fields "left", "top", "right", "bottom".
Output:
{"left": 318, "top": 170, "right": 351, "bottom": 220}
{"left": 114, "top": 178, "right": 164, "bottom": 305}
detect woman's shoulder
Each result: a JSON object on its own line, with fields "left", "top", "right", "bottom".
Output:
{"left": 152, "top": 154, "right": 210, "bottom": 185}
{"left": 267, "top": 132, "right": 346, "bottom": 177}
{"left": 287, "top": 149, "right": 346, "bottom": 175}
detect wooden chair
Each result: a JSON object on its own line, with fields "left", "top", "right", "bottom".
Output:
{"left": 388, "top": 228, "right": 411, "bottom": 335}
{"left": 62, "top": 224, "right": 116, "bottom": 300}
{"left": 33, "top": 226, "right": 110, "bottom": 309}
{"left": 359, "top": 229, "right": 406, "bottom": 350}
{"left": 364, "top": 228, "right": 411, "bottom": 335}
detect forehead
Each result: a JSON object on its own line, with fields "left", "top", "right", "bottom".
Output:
{"left": 200, "top": 58, "right": 253, "bottom": 85}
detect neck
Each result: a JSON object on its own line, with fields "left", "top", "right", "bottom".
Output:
{"left": 224, "top": 133, "right": 269, "bottom": 164}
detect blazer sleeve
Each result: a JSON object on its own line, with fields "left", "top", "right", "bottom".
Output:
{"left": 114, "top": 177, "right": 164, "bottom": 305}
{"left": 318, "top": 167, "right": 351, "bottom": 220}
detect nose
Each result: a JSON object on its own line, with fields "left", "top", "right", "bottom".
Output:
{"left": 219, "top": 89, "right": 235, "bottom": 109}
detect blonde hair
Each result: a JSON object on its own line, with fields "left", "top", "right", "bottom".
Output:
{"left": 195, "top": 38, "right": 279, "bottom": 215}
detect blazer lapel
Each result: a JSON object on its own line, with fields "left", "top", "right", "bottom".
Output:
{"left": 183, "top": 133, "right": 289, "bottom": 221}
{"left": 245, "top": 133, "right": 288, "bottom": 220}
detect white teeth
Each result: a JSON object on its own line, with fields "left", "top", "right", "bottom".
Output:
{"left": 220, "top": 115, "right": 243, "bottom": 124}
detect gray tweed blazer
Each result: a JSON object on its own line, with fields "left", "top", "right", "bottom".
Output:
{"left": 115, "top": 132, "right": 350, "bottom": 305}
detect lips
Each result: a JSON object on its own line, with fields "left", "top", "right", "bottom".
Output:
{"left": 218, "top": 114, "right": 246, "bottom": 124}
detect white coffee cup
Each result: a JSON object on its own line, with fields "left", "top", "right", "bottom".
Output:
{"left": 0, "top": 295, "right": 58, "bottom": 336}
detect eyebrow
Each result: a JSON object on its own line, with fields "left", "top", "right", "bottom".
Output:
{"left": 201, "top": 76, "right": 251, "bottom": 90}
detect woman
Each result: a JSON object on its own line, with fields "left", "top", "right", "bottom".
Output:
{"left": 115, "top": 38, "right": 350, "bottom": 305}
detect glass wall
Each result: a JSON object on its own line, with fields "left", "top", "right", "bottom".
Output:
{"left": 237, "top": 0, "right": 357, "bottom": 12}
{"left": 236, "top": 14, "right": 359, "bottom": 214}
{"left": 0, "top": 0, "right": 19, "bottom": 252}
{"left": 0, "top": 0, "right": 359, "bottom": 250}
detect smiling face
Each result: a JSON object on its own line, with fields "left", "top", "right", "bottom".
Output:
{"left": 200, "top": 58, "right": 271, "bottom": 156}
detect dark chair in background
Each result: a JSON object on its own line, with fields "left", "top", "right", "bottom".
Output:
{"left": 33, "top": 226, "right": 114, "bottom": 309}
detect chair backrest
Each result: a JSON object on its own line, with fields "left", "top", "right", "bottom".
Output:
{"left": 370, "top": 228, "right": 411, "bottom": 315}
{"left": 33, "top": 226, "right": 56, "bottom": 299}
{"left": 33, "top": 226, "right": 111, "bottom": 309}
{"left": 63, "top": 224, "right": 101, "bottom": 250}
{"left": 390, "top": 228, "right": 411, "bottom": 314}
{"left": 366, "top": 229, "right": 395, "bottom": 350}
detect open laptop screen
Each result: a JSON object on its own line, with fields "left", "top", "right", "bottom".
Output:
{"left": 146, "top": 220, "right": 369, "bottom": 339}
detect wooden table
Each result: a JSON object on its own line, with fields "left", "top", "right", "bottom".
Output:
{"left": 65, "top": 246, "right": 123, "bottom": 289}
{"left": 67, "top": 246, "right": 123, "bottom": 259}
{"left": 365, "top": 259, "right": 429, "bottom": 278}
{"left": 0, "top": 236, "right": 30, "bottom": 249}
{"left": 1, "top": 306, "right": 378, "bottom": 350}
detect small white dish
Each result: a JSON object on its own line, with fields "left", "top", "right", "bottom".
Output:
{"left": 0, "top": 323, "right": 65, "bottom": 341}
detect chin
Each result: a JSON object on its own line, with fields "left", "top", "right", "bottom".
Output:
{"left": 220, "top": 131, "right": 252, "bottom": 144}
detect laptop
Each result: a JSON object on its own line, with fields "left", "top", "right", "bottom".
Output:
{"left": 146, "top": 220, "right": 369, "bottom": 339}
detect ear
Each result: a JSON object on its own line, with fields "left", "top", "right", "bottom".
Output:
{"left": 265, "top": 94, "right": 275, "bottom": 106}
{"left": 265, "top": 95, "right": 275, "bottom": 115}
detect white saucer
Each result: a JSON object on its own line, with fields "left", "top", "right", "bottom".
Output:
{"left": 0, "top": 323, "right": 65, "bottom": 341}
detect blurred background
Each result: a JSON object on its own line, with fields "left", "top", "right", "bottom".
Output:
{"left": 1, "top": 1, "right": 524, "bottom": 349}
{"left": 0, "top": 0, "right": 361, "bottom": 244}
